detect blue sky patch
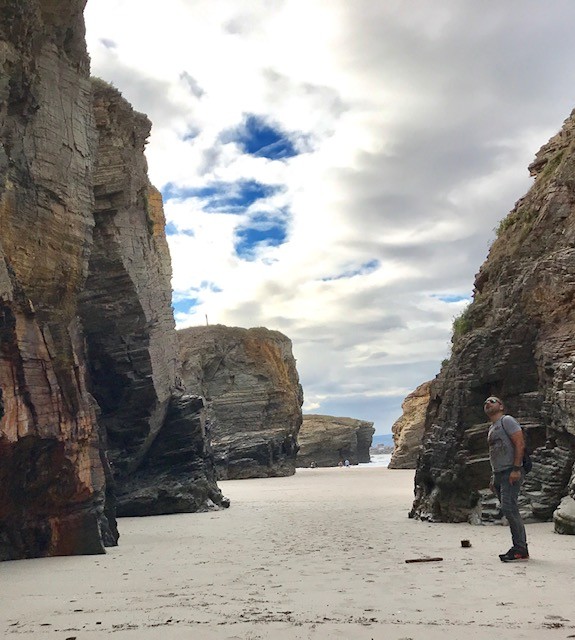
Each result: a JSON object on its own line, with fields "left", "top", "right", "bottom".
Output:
{"left": 161, "top": 180, "right": 282, "bottom": 214}
{"left": 200, "top": 281, "right": 223, "bottom": 293}
{"left": 165, "top": 222, "right": 179, "bottom": 236}
{"left": 223, "top": 114, "right": 298, "bottom": 160}
{"left": 165, "top": 222, "right": 194, "bottom": 236}
{"left": 234, "top": 219, "right": 288, "bottom": 260}
{"left": 432, "top": 294, "right": 471, "bottom": 303}
{"left": 321, "top": 259, "right": 380, "bottom": 281}
{"left": 172, "top": 297, "right": 200, "bottom": 314}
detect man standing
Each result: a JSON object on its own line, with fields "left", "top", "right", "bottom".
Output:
{"left": 484, "top": 396, "right": 529, "bottom": 562}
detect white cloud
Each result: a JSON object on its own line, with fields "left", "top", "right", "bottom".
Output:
{"left": 85, "top": 0, "right": 575, "bottom": 433}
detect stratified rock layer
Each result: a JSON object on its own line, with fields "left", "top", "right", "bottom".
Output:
{"left": 411, "top": 110, "right": 575, "bottom": 527}
{"left": 389, "top": 381, "right": 431, "bottom": 469}
{"left": 178, "top": 325, "right": 303, "bottom": 480}
{"left": 0, "top": 0, "right": 109, "bottom": 559}
{"left": 79, "top": 82, "right": 225, "bottom": 515}
{"left": 297, "top": 415, "right": 375, "bottom": 467}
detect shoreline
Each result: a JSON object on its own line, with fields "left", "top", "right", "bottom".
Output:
{"left": 1, "top": 467, "right": 573, "bottom": 639}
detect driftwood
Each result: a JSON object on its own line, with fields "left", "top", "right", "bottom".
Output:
{"left": 405, "top": 557, "right": 443, "bottom": 563}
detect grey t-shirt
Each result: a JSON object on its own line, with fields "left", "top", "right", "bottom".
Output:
{"left": 487, "top": 415, "right": 522, "bottom": 472}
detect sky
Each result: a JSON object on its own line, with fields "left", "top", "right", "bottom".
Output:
{"left": 84, "top": 1, "right": 575, "bottom": 434}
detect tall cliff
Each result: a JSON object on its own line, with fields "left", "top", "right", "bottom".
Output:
{"left": 388, "top": 381, "right": 431, "bottom": 469}
{"left": 79, "top": 81, "right": 226, "bottom": 516}
{"left": 296, "top": 415, "right": 375, "bottom": 467}
{"left": 178, "top": 325, "right": 303, "bottom": 479}
{"left": 0, "top": 1, "right": 227, "bottom": 560}
{"left": 411, "top": 110, "right": 575, "bottom": 532}
{"left": 0, "top": 0, "right": 110, "bottom": 559}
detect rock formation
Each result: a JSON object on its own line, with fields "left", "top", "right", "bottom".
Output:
{"left": 411, "top": 110, "right": 575, "bottom": 531}
{"left": 0, "top": 1, "right": 226, "bottom": 560}
{"left": 79, "top": 81, "right": 226, "bottom": 516}
{"left": 178, "top": 325, "right": 303, "bottom": 479}
{"left": 0, "top": 0, "right": 109, "bottom": 559}
{"left": 297, "top": 415, "right": 375, "bottom": 467}
{"left": 553, "top": 467, "right": 575, "bottom": 535}
{"left": 388, "top": 381, "right": 431, "bottom": 469}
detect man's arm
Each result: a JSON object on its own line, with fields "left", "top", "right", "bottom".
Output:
{"left": 509, "top": 431, "right": 525, "bottom": 484}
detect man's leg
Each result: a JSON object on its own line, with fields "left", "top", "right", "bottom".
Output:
{"left": 499, "top": 470, "right": 527, "bottom": 552}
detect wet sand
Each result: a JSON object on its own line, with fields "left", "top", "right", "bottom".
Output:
{"left": 1, "top": 466, "right": 573, "bottom": 639}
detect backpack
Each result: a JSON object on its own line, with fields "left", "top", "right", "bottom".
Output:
{"left": 501, "top": 415, "right": 532, "bottom": 473}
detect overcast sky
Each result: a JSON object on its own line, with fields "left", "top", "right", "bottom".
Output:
{"left": 84, "top": 1, "right": 575, "bottom": 434}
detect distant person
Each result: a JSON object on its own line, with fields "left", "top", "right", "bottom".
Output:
{"left": 484, "top": 396, "right": 529, "bottom": 562}
{"left": 338, "top": 460, "right": 344, "bottom": 467}
{"left": 344, "top": 459, "right": 350, "bottom": 468}
{"left": 310, "top": 461, "right": 317, "bottom": 468}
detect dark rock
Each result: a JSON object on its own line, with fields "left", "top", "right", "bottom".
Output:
{"left": 79, "top": 81, "right": 226, "bottom": 514}
{"left": 116, "top": 395, "right": 229, "bottom": 516}
{"left": 411, "top": 110, "right": 575, "bottom": 528}
{"left": 178, "top": 325, "right": 303, "bottom": 480}
{"left": 296, "top": 415, "right": 375, "bottom": 467}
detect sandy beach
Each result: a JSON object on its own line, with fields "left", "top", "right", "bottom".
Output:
{"left": 1, "top": 467, "right": 573, "bottom": 639}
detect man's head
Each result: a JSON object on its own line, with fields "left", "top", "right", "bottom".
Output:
{"left": 484, "top": 396, "right": 504, "bottom": 420}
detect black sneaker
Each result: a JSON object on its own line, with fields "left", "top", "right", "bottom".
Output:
{"left": 499, "top": 547, "right": 529, "bottom": 562}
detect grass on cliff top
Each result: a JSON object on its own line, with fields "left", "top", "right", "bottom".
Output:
{"left": 494, "top": 148, "right": 565, "bottom": 238}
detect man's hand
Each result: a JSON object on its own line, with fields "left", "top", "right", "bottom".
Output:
{"left": 509, "top": 469, "right": 521, "bottom": 484}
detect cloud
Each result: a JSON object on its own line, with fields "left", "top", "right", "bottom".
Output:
{"left": 84, "top": 0, "right": 575, "bottom": 433}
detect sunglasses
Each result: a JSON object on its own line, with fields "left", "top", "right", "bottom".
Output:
{"left": 484, "top": 398, "right": 500, "bottom": 405}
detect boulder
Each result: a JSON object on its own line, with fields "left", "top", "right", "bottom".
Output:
{"left": 553, "top": 466, "right": 575, "bottom": 534}
{"left": 554, "top": 496, "right": 575, "bottom": 535}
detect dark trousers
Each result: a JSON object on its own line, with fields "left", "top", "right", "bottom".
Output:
{"left": 494, "top": 468, "right": 527, "bottom": 551}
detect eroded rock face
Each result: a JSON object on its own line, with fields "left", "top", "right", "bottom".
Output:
{"left": 178, "top": 325, "right": 303, "bottom": 479}
{"left": 0, "top": 0, "right": 110, "bottom": 559}
{"left": 389, "top": 381, "right": 431, "bottom": 469}
{"left": 411, "top": 110, "right": 575, "bottom": 527}
{"left": 297, "top": 415, "right": 375, "bottom": 467}
{"left": 79, "top": 82, "right": 226, "bottom": 515}
{"left": 115, "top": 395, "right": 228, "bottom": 516}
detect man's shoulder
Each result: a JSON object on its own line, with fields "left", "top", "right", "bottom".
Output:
{"left": 501, "top": 414, "right": 521, "bottom": 432}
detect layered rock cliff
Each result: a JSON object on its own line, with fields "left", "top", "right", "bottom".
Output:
{"left": 178, "top": 325, "right": 303, "bottom": 479}
{"left": 0, "top": 0, "right": 110, "bottom": 559}
{"left": 411, "top": 110, "right": 575, "bottom": 532}
{"left": 79, "top": 81, "right": 225, "bottom": 516}
{"left": 388, "top": 381, "right": 431, "bottom": 469}
{"left": 0, "top": 1, "right": 226, "bottom": 560}
{"left": 296, "top": 415, "right": 375, "bottom": 467}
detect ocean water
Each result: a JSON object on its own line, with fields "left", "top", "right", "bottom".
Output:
{"left": 359, "top": 453, "right": 392, "bottom": 468}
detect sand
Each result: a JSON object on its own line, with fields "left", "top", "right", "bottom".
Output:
{"left": 1, "top": 467, "right": 574, "bottom": 639}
